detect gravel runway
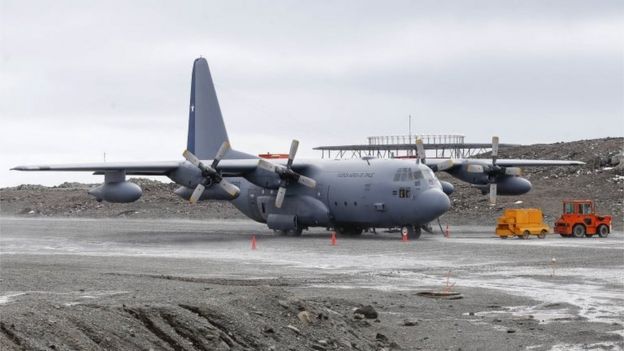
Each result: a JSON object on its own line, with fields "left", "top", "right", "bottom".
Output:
{"left": 1, "top": 217, "right": 622, "bottom": 350}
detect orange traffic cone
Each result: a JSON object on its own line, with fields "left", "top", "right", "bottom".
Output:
{"left": 251, "top": 235, "right": 257, "bottom": 250}
{"left": 402, "top": 233, "right": 408, "bottom": 242}
{"left": 331, "top": 232, "right": 337, "bottom": 246}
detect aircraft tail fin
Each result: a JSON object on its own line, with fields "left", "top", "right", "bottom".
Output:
{"left": 186, "top": 58, "right": 253, "bottom": 159}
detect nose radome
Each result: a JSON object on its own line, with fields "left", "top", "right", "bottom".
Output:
{"left": 417, "top": 189, "right": 451, "bottom": 222}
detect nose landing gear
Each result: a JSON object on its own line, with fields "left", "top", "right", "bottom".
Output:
{"left": 401, "top": 225, "right": 422, "bottom": 240}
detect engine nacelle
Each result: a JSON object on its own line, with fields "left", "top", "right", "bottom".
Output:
{"left": 440, "top": 181, "right": 455, "bottom": 195}
{"left": 88, "top": 181, "right": 142, "bottom": 203}
{"left": 478, "top": 176, "right": 532, "bottom": 195}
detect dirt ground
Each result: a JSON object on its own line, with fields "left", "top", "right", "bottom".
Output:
{"left": 1, "top": 218, "right": 622, "bottom": 351}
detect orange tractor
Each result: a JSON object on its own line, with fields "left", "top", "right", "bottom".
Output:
{"left": 554, "top": 200, "right": 612, "bottom": 238}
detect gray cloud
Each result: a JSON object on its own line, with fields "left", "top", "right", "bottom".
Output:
{"left": 1, "top": 0, "right": 623, "bottom": 186}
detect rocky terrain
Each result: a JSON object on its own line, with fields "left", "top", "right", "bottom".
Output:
{"left": 1, "top": 138, "right": 622, "bottom": 230}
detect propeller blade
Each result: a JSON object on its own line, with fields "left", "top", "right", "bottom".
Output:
{"left": 489, "top": 183, "right": 497, "bottom": 206}
{"left": 189, "top": 183, "right": 205, "bottom": 204}
{"left": 436, "top": 159, "right": 454, "bottom": 172}
{"left": 258, "top": 159, "right": 277, "bottom": 172}
{"left": 297, "top": 175, "right": 317, "bottom": 188}
{"left": 275, "top": 186, "right": 287, "bottom": 208}
{"left": 466, "top": 164, "right": 485, "bottom": 173}
{"left": 211, "top": 141, "right": 230, "bottom": 169}
{"left": 505, "top": 167, "right": 522, "bottom": 176}
{"left": 287, "top": 139, "right": 299, "bottom": 168}
{"left": 218, "top": 179, "right": 240, "bottom": 197}
{"left": 415, "top": 138, "right": 426, "bottom": 162}
{"left": 491, "top": 136, "right": 499, "bottom": 165}
{"left": 183, "top": 149, "right": 201, "bottom": 167}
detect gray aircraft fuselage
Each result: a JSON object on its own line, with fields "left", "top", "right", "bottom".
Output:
{"left": 174, "top": 158, "right": 450, "bottom": 231}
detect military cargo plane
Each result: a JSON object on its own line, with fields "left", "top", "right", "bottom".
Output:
{"left": 12, "top": 58, "right": 583, "bottom": 239}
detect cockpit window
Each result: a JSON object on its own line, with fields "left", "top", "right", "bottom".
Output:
{"left": 394, "top": 168, "right": 424, "bottom": 182}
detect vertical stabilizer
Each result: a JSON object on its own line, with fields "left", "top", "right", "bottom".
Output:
{"left": 187, "top": 58, "right": 252, "bottom": 159}
{"left": 187, "top": 58, "right": 228, "bottom": 159}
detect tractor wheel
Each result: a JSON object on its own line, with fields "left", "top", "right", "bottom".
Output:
{"left": 522, "top": 230, "right": 531, "bottom": 240}
{"left": 538, "top": 230, "right": 547, "bottom": 239}
{"left": 500, "top": 236, "right": 508, "bottom": 239}
{"left": 572, "top": 224, "right": 586, "bottom": 238}
{"left": 597, "top": 225, "right": 609, "bottom": 238}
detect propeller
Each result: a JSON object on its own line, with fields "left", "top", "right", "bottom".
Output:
{"left": 465, "top": 136, "right": 522, "bottom": 205}
{"left": 182, "top": 141, "right": 240, "bottom": 204}
{"left": 257, "top": 139, "right": 317, "bottom": 208}
{"left": 416, "top": 138, "right": 455, "bottom": 171}
{"left": 415, "top": 138, "right": 426, "bottom": 164}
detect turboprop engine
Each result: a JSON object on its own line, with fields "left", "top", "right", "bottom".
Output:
{"left": 476, "top": 176, "right": 531, "bottom": 196}
{"left": 88, "top": 171, "right": 142, "bottom": 203}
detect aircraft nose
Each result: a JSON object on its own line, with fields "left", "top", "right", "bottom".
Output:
{"left": 417, "top": 189, "right": 451, "bottom": 222}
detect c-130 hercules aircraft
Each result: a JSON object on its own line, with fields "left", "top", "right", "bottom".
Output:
{"left": 13, "top": 58, "right": 583, "bottom": 239}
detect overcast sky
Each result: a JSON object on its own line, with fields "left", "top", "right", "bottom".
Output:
{"left": 1, "top": 0, "right": 623, "bottom": 186}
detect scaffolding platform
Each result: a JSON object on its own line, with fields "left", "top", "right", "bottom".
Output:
{"left": 314, "top": 134, "right": 519, "bottom": 159}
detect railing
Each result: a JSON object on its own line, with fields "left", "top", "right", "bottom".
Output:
{"left": 367, "top": 134, "right": 465, "bottom": 145}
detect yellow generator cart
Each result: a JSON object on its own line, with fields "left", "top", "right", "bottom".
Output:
{"left": 496, "top": 208, "right": 550, "bottom": 239}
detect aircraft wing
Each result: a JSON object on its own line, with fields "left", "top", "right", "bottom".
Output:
{"left": 425, "top": 158, "right": 584, "bottom": 171}
{"left": 11, "top": 161, "right": 182, "bottom": 175}
{"left": 11, "top": 159, "right": 264, "bottom": 176}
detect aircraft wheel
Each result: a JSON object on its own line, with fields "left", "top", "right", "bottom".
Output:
{"left": 274, "top": 229, "right": 288, "bottom": 236}
{"left": 337, "top": 226, "right": 363, "bottom": 236}
{"left": 500, "top": 236, "right": 508, "bottom": 239}
{"left": 597, "top": 225, "right": 609, "bottom": 238}
{"left": 288, "top": 227, "right": 303, "bottom": 236}
{"left": 401, "top": 225, "right": 421, "bottom": 240}
{"left": 522, "top": 230, "right": 531, "bottom": 240}
{"left": 538, "top": 230, "right": 547, "bottom": 239}
{"left": 572, "top": 224, "right": 585, "bottom": 238}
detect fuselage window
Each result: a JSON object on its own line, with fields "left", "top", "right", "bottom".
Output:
{"left": 354, "top": 201, "right": 357, "bottom": 206}
{"left": 344, "top": 201, "right": 348, "bottom": 206}
{"left": 398, "top": 187, "right": 411, "bottom": 198}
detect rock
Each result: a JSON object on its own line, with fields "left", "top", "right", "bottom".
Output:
{"left": 263, "top": 327, "right": 275, "bottom": 334}
{"left": 507, "top": 329, "right": 516, "bottom": 333}
{"left": 278, "top": 300, "right": 289, "bottom": 309}
{"left": 403, "top": 319, "right": 418, "bottom": 326}
{"left": 376, "top": 333, "right": 388, "bottom": 342}
{"left": 389, "top": 341, "right": 402, "bottom": 349}
{"left": 353, "top": 305, "right": 378, "bottom": 319}
{"left": 286, "top": 324, "right": 300, "bottom": 334}
{"left": 297, "top": 311, "right": 312, "bottom": 324}
{"left": 353, "top": 313, "right": 364, "bottom": 320}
